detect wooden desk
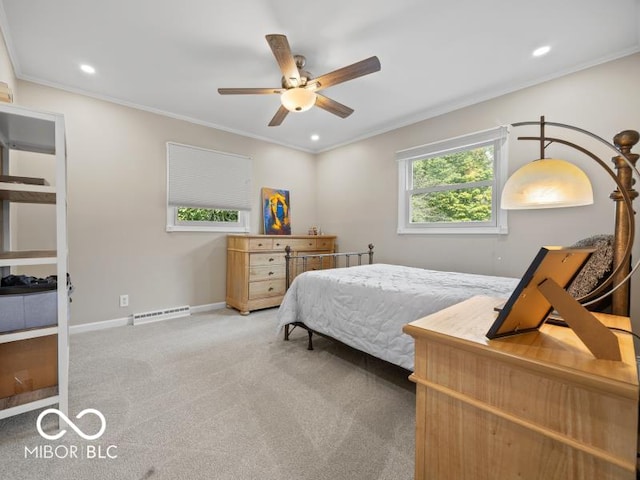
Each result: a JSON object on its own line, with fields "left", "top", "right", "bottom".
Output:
{"left": 403, "top": 295, "right": 639, "bottom": 480}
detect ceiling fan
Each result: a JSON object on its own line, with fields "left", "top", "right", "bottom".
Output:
{"left": 218, "top": 34, "right": 381, "bottom": 127}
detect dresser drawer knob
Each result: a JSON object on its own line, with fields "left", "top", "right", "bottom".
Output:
{"left": 268, "top": 287, "right": 274, "bottom": 292}
{"left": 268, "top": 257, "right": 274, "bottom": 262}
{"left": 268, "top": 271, "right": 274, "bottom": 276}
{"left": 258, "top": 243, "right": 263, "bottom": 246}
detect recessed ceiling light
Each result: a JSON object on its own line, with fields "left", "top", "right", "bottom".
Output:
{"left": 80, "top": 64, "right": 96, "bottom": 74}
{"left": 532, "top": 45, "right": 551, "bottom": 57}
{"left": 310, "top": 134, "right": 320, "bottom": 141}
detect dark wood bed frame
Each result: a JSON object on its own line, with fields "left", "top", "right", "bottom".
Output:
{"left": 282, "top": 243, "right": 374, "bottom": 350}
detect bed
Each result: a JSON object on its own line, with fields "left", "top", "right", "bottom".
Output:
{"left": 276, "top": 258, "right": 519, "bottom": 371}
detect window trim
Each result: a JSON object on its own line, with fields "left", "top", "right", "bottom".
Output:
{"left": 397, "top": 126, "right": 509, "bottom": 235}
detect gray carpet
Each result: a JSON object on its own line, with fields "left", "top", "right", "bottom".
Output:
{"left": 0, "top": 308, "right": 415, "bottom": 479}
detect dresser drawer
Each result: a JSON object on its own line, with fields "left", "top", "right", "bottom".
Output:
{"left": 316, "top": 238, "right": 334, "bottom": 250}
{"left": 249, "top": 265, "right": 285, "bottom": 281}
{"left": 284, "top": 238, "right": 317, "bottom": 251}
{"left": 250, "top": 252, "right": 285, "bottom": 267}
{"left": 248, "top": 279, "right": 286, "bottom": 299}
{"left": 249, "top": 238, "right": 273, "bottom": 250}
{"left": 272, "top": 238, "right": 288, "bottom": 250}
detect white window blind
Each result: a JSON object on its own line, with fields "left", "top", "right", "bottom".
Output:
{"left": 167, "top": 142, "right": 252, "bottom": 210}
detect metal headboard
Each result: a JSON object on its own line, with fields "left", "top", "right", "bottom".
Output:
{"left": 284, "top": 243, "right": 374, "bottom": 289}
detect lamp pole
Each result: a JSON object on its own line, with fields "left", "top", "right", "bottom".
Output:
{"left": 611, "top": 131, "right": 639, "bottom": 316}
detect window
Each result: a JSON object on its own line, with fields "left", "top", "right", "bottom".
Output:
{"left": 166, "top": 142, "right": 251, "bottom": 232}
{"left": 177, "top": 208, "right": 239, "bottom": 223}
{"left": 171, "top": 207, "right": 248, "bottom": 232}
{"left": 397, "top": 126, "right": 509, "bottom": 234}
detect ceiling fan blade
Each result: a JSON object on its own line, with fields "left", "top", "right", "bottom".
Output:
{"left": 265, "top": 34, "right": 301, "bottom": 87}
{"left": 315, "top": 94, "right": 354, "bottom": 118}
{"left": 268, "top": 105, "right": 289, "bottom": 127}
{"left": 218, "top": 88, "right": 283, "bottom": 95}
{"left": 308, "top": 56, "right": 381, "bottom": 91}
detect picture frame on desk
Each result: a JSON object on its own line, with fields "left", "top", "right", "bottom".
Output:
{"left": 486, "top": 245, "right": 623, "bottom": 361}
{"left": 486, "top": 246, "right": 594, "bottom": 339}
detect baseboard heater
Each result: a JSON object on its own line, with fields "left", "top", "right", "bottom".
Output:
{"left": 132, "top": 305, "right": 191, "bottom": 326}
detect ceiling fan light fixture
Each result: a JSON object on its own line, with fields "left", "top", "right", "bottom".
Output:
{"left": 281, "top": 87, "right": 316, "bottom": 112}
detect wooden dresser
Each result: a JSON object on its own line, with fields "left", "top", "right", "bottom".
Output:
{"left": 403, "top": 295, "right": 639, "bottom": 480}
{"left": 226, "top": 234, "right": 336, "bottom": 315}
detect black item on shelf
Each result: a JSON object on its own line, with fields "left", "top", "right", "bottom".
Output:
{"left": 0, "top": 273, "right": 73, "bottom": 298}
{"left": 0, "top": 274, "right": 57, "bottom": 295}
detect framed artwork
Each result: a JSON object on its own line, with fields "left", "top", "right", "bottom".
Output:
{"left": 262, "top": 187, "right": 291, "bottom": 235}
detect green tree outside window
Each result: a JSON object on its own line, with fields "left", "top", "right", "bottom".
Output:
{"left": 410, "top": 146, "right": 494, "bottom": 223}
{"left": 177, "top": 208, "right": 239, "bottom": 222}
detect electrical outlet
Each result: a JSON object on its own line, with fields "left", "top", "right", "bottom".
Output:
{"left": 119, "top": 294, "right": 129, "bottom": 308}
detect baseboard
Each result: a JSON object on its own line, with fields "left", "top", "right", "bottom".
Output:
{"left": 69, "top": 301, "right": 227, "bottom": 335}
{"left": 190, "top": 301, "right": 227, "bottom": 314}
{"left": 70, "top": 316, "right": 131, "bottom": 334}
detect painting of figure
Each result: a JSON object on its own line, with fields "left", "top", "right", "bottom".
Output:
{"left": 262, "top": 187, "right": 291, "bottom": 235}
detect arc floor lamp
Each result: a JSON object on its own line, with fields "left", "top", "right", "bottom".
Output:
{"left": 500, "top": 116, "right": 639, "bottom": 359}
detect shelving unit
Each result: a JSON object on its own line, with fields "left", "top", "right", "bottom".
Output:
{"left": 0, "top": 103, "right": 67, "bottom": 420}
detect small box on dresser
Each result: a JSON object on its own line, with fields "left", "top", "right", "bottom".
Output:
{"left": 226, "top": 234, "right": 336, "bottom": 315}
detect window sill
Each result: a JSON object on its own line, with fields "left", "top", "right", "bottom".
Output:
{"left": 397, "top": 225, "right": 508, "bottom": 235}
{"left": 166, "top": 225, "right": 250, "bottom": 233}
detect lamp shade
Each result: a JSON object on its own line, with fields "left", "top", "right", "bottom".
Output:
{"left": 501, "top": 158, "right": 594, "bottom": 209}
{"left": 281, "top": 88, "right": 316, "bottom": 112}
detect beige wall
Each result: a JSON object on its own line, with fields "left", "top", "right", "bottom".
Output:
{"left": 4, "top": 29, "right": 639, "bottom": 329}
{"left": 316, "top": 53, "right": 640, "bottom": 326}
{"left": 13, "top": 82, "right": 317, "bottom": 325}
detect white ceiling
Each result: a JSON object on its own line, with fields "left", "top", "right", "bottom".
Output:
{"left": 0, "top": 0, "right": 638, "bottom": 153}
